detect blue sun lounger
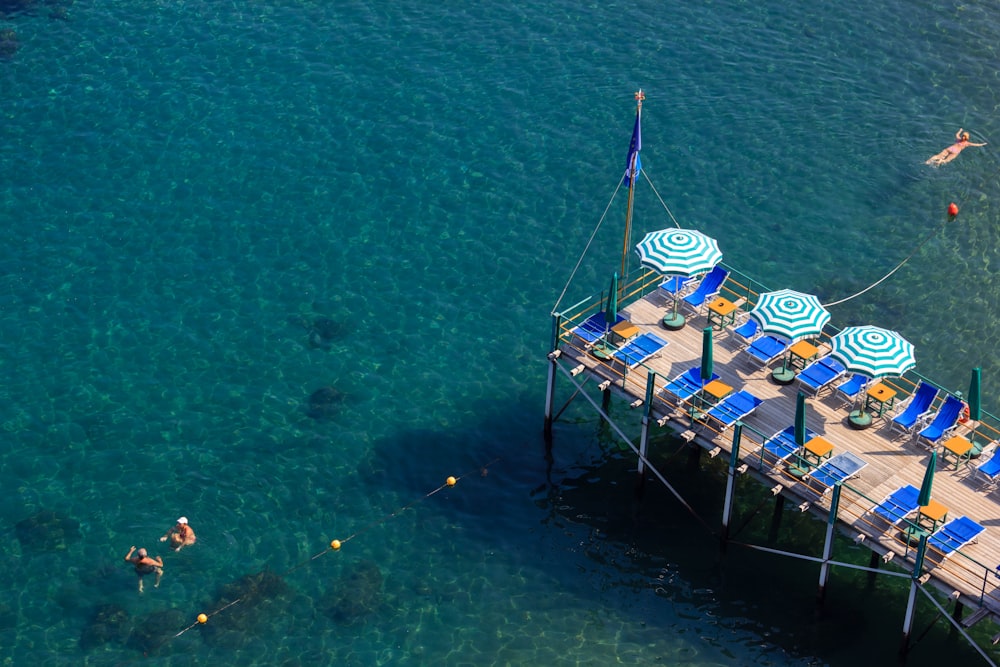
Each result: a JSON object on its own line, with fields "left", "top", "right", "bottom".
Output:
{"left": 916, "top": 395, "right": 965, "bottom": 449}
{"left": 570, "top": 312, "right": 624, "bottom": 345}
{"left": 613, "top": 332, "right": 668, "bottom": 368}
{"left": 682, "top": 266, "right": 729, "bottom": 313}
{"left": 796, "top": 356, "right": 846, "bottom": 396}
{"left": 701, "top": 390, "right": 763, "bottom": 431}
{"left": 802, "top": 451, "right": 867, "bottom": 496}
{"left": 833, "top": 374, "right": 866, "bottom": 406}
{"left": 888, "top": 381, "right": 938, "bottom": 438}
{"left": 742, "top": 334, "right": 788, "bottom": 367}
{"left": 927, "top": 516, "right": 985, "bottom": 560}
{"left": 972, "top": 444, "right": 1000, "bottom": 490}
{"left": 758, "top": 425, "right": 818, "bottom": 469}
{"left": 730, "top": 317, "right": 757, "bottom": 348}
{"left": 661, "top": 367, "right": 720, "bottom": 404}
{"left": 659, "top": 275, "right": 694, "bottom": 299}
{"left": 867, "top": 484, "right": 920, "bottom": 527}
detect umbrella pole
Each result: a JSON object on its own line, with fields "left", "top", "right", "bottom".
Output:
{"left": 848, "top": 379, "right": 873, "bottom": 430}
{"left": 662, "top": 292, "right": 686, "bottom": 330}
{"left": 771, "top": 349, "right": 796, "bottom": 385}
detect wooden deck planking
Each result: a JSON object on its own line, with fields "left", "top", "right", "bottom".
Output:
{"left": 560, "top": 292, "right": 1000, "bottom": 616}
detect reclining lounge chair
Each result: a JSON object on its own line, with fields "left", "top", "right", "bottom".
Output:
{"left": 613, "top": 332, "right": 669, "bottom": 368}
{"left": 866, "top": 484, "right": 920, "bottom": 528}
{"left": 796, "top": 356, "right": 846, "bottom": 396}
{"left": 927, "top": 516, "right": 985, "bottom": 562}
{"left": 916, "top": 395, "right": 965, "bottom": 449}
{"left": 887, "top": 381, "right": 938, "bottom": 438}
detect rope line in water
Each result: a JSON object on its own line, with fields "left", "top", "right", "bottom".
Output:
{"left": 145, "top": 458, "right": 502, "bottom": 653}
{"left": 821, "top": 214, "right": 953, "bottom": 308}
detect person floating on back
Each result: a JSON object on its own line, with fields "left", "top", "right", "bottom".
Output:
{"left": 926, "top": 128, "right": 986, "bottom": 166}
{"left": 124, "top": 546, "right": 163, "bottom": 593}
{"left": 159, "top": 516, "right": 197, "bottom": 551}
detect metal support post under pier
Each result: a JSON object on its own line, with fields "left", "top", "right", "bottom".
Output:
{"left": 720, "top": 422, "right": 743, "bottom": 552}
{"left": 543, "top": 352, "right": 557, "bottom": 445}
{"left": 816, "top": 484, "right": 842, "bottom": 604}
{"left": 866, "top": 551, "right": 880, "bottom": 590}
{"left": 900, "top": 534, "right": 929, "bottom": 657}
{"left": 635, "top": 372, "right": 657, "bottom": 498}
{"left": 543, "top": 316, "right": 562, "bottom": 445}
{"left": 767, "top": 495, "right": 785, "bottom": 544}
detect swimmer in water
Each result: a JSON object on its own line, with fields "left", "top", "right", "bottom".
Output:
{"left": 926, "top": 128, "right": 986, "bottom": 166}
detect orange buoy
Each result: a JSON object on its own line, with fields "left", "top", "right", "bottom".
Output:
{"left": 446, "top": 476, "right": 457, "bottom": 486}
{"left": 197, "top": 613, "right": 208, "bottom": 624}
{"left": 330, "top": 539, "right": 342, "bottom": 550}
{"left": 948, "top": 202, "right": 959, "bottom": 216}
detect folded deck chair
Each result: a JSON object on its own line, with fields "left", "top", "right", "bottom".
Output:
{"left": 867, "top": 484, "right": 920, "bottom": 527}
{"left": 796, "top": 356, "right": 846, "bottom": 396}
{"left": 742, "top": 334, "right": 788, "bottom": 367}
{"left": 660, "top": 367, "right": 720, "bottom": 404}
{"left": 701, "top": 390, "right": 763, "bottom": 431}
{"left": 659, "top": 275, "right": 694, "bottom": 299}
{"left": 613, "top": 332, "right": 668, "bottom": 368}
{"left": 888, "top": 381, "right": 939, "bottom": 438}
{"left": 570, "top": 312, "right": 624, "bottom": 345}
{"left": 927, "top": 516, "right": 985, "bottom": 561}
{"left": 802, "top": 451, "right": 867, "bottom": 496}
{"left": 681, "top": 266, "right": 729, "bottom": 313}
{"left": 758, "top": 425, "right": 818, "bottom": 470}
{"left": 728, "top": 316, "right": 756, "bottom": 348}
{"left": 916, "top": 395, "right": 964, "bottom": 449}
{"left": 971, "top": 443, "right": 1000, "bottom": 490}
{"left": 833, "top": 374, "right": 866, "bottom": 406}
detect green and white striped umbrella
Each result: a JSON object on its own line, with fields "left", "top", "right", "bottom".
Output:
{"left": 829, "top": 325, "right": 916, "bottom": 379}
{"left": 749, "top": 289, "right": 831, "bottom": 342}
{"left": 634, "top": 228, "right": 722, "bottom": 277}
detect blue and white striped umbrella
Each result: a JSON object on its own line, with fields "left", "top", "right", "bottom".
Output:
{"left": 634, "top": 228, "right": 722, "bottom": 277}
{"left": 749, "top": 289, "right": 831, "bottom": 342}
{"left": 829, "top": 325, "right": 916, "bottom": 379}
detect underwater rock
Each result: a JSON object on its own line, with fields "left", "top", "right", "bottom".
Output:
{"left": 322, "top": 560, "right": 384, "bottom": 624}
{"left": 306, "top": 386, "right": 343, "bottom": 420}
{"left": 199, "top": 570, "right": 292, "bottom": 649}
{"left": 308, "top": 317, "right": 342, "bottom": 348}
{"left": 15, "top": 509, "right": 81, "bottom": 551}
{"left": 79, "top": 603, "right": 129, "bottom": 650}
{"left": 290, "top": 315, "right": 343, "bottom": 349}
{"left": 0, "top": 29, "right": 19, "bottom": 59}
{"left": 125, "top": 608, "right": 185, "bottom": 655}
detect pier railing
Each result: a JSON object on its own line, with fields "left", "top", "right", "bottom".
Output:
{"left": 553, "top": 265, "right": 1000, "bottom": 449}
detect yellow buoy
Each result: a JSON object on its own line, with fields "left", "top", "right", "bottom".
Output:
{"left": 446, "top": 476, "right": 457, "bottom": 486}
{"left": 197, "top": 613, "right": 208, "bottom": 624}
{"left": 330, "top": 539, "right": 342, "bottom": 550}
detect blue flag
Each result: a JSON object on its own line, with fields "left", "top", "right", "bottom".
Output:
{"left": 622, "top": 109, "right": 642, "bottom": 186}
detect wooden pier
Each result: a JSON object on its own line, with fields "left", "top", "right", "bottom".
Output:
{"left": 546, "top": 268, "right": 1000, "bottom": 658}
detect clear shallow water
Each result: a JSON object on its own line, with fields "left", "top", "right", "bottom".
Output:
{"left": 2, "top": 0, "right": 1000, "bottom": 664}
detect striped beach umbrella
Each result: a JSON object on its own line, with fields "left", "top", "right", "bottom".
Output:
{"left": 634, "top": 228, "right": 722, "bottom": 277}
{"left": 829, "top": 325, "right": 916, "bottom": 379}
{"left": 749, "top": 289, "right": 831, "bottom": 342}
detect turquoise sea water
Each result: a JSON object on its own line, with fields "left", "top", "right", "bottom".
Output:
{"left": 3, "top": 1, "right": 1000, "bottom": 664}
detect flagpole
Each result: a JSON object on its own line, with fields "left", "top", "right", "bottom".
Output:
{"left": 619, "top": 89, "right": 644, "bottom": 289}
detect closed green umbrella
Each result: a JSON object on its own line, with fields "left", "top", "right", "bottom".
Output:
{"left": 701, "top": 327, "right": 714, "bottom": 381}
{"left": 605, "top": 272, "right": 619, "bottom": 328}
{"left": 917, "top": 450, "right": 936, "bottom": 507}
{"left": 969, "top": 367, "right": 982, "bottom": 422}
{"left": 794, "top": 391, "right": 807, "bottom": 446}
